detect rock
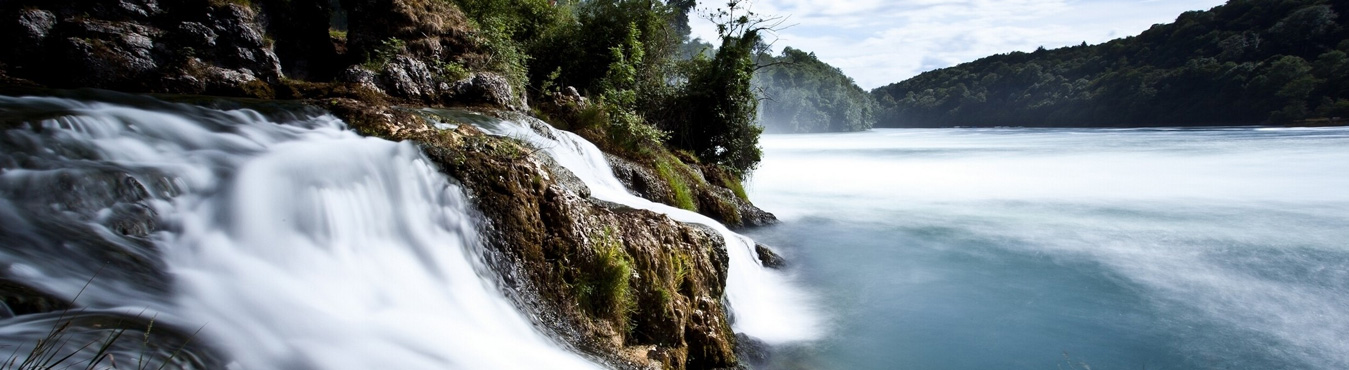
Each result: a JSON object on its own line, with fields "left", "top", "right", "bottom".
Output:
{"left": 734, "top": 333, "right": 773, "bottom": 367}
{"left": 175, "top": 21, "right": 217, "bottom": 48}
{"left": 341, "top": 0, "right": 473, "bottom": 61}
{"left": 0, "top": 0, "right": 281, "bottom": 95}
{"left": 334, "top": 103, "right": 741, "bottom": 369}
{"left": 15, "top": 9, "right": 56, "bottom": 45}
{"left": 380, "top": 55, "right": 438, "bottom": 100}
{"left": 606, "top": 153, "right": 777, "bottom": 228}
{"left": 256, "top": 0, "right": 340, "bottom": 81}
{"left": 341, "top": 65, "right": 385, "bottom": 94}
{"left": 607, "top": 153, "right": 674, "bottom": 201}
{"left": 452, "top": 72, "right": 515, "bottom": 108}
{"left": 0, "top": 280, "right": 70, "bottom": 316}
{"left": 755, "top": 244, "right": 786, "bottom": 269}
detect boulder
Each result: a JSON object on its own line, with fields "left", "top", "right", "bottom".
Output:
{"left": 451, "top": 72, "right": 515, "bottom": 108}
{"left": 755, "top": 244, "right": 786, "bottom": 269}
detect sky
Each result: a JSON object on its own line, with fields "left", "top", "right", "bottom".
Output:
{"left": 689, "top": 0, "right": 1230, "bottom": 90}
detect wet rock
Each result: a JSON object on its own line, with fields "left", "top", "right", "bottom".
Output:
{"left": 0, "top": 280, "right": 70, "bottom": 316}
{"left": 335, "top": 103, "right": 741, "bottom": 369}
{"left": 734, "top": 333, "right": 772, "bottom": 366}
{"left": 606, "top": 153, "right": 777, "bottom": 228}
{"left": 755, "top": 244, "right": 786, "bottom": 269}
{"left": 608, "top": 153, "right": 673, "bottom": 201}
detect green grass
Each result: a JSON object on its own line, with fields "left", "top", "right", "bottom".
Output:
{"left": 654, "top": 156, "right": 695, "bottom": 211}
{"left": 576, "top": 227, "right": 635, "bottom": 327}
{"left": 722, "top": 174, "right": 748, "bottom": 201}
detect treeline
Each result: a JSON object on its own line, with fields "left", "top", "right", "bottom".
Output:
{"left": 453, "top": 0, "right": 765, "bottom": 175}
{"left": 872, "top": 0, "right": 1349, "bottom": 127}
{"left": 753, "top": 47, "right": 877, "bottom": 133}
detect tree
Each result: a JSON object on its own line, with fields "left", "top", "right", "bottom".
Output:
{"left": 665, "top": 0, "right": 778, "bottom": 176}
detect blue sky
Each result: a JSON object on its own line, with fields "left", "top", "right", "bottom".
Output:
{"left": 689, "top": 0, "right": 1229, "bottom": 90}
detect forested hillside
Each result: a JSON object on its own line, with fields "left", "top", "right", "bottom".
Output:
{"left": 872, "top": 0, "right": 1349, "bottom": 127}
{"left": 754, "top": 47, "right": 877, "bottom": 132}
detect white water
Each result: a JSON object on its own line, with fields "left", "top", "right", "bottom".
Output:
{"left": 463, "top": 115, "right": 822, "bottom": 344}
{"left": 0, "top": 96, "right": 599, "bottom": 369}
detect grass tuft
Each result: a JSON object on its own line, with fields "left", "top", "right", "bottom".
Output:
{"left": 654, "top": 155, "right": 695, "bottom": 211}
{"left": 576, "top": 227, "right": 635, "bottom": 328}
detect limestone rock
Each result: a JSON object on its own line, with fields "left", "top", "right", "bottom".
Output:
{"left": 452, "top": 72, "right": 515, "bottom": 108}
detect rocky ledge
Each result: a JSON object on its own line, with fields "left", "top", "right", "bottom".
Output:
{"left": 332, "top": 100, "right": 741, "bottom": 369}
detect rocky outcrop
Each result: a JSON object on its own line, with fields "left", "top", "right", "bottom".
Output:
{"left": 0, "top": 0, "right": 521, "bottom": 110}
{"left": 332, "top": 100, "right": 740, "bottom": 369}
{"left": 0, "top": 0, "right": 282, "bottom": 96}
{"left": 608, "top": 153, "right": 777, "bottom": 228}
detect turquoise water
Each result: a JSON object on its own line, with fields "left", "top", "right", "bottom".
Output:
{"left": 745, "top": 128, "right": 1349, "bottom": 369}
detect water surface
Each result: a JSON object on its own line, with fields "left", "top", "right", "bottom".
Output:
{"left": 746, "top": 127, "right": 1349, "bottom": 369}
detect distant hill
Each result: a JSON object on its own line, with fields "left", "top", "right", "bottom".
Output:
{"left": 872, "top": 0, "right": 1349, "bottom": 127}
{"left": 754, "top": 47, "right": 877, "bottom": 133}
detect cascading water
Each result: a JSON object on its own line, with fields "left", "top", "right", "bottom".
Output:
{"left": 0, "top": 95, "right": 600, "bottom": 369}
{"left": 459, "top": 113, "right": 822, "bottom": 345}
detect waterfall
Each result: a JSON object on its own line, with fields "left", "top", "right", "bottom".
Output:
{"left": 0, "top": 96, "right": 600, "bottom": 369}
{"left": 464, "top": 114, "right": 822, "bottom": 345}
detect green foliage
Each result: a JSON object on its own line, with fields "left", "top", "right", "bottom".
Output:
{"left": 577, "top": 227, "right": 635, "bottom": 326}
{"left": 433, "top": 59, "right": 470, "bottom": 82}
{"left": 721, "top": 171, "right": 748, "bottom": 200}
{"left": 755, "top": 47, "right": 878, "bottom": 133}
{"left": 654, "top": 154, "right": 696, "bottom": 211}
{"left": 872, "top": 0, "right": 1349, "bottom": 126}
{"left": 670, "top": 251, "right": 692, "bottom": 287}
{"left": 527, "top": 0, "right": 682, "bottom": 98}
{"left": 448, "top": 0, "right": 572, "bottom": 97}
{"left": 361, "top": 38, "right": 407, "bottom": 70}
{"left": 456, "top": 0, "right": 771, "bottom": 176}
{"left": 666, "top": 28, "right": 764, "bottom": 177}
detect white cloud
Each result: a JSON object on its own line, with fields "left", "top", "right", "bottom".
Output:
{"left": 690, "top": 0, "right": 1229, "bottom": 90}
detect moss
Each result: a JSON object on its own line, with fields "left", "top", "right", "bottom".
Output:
{"left": 238, "top": 79, "right": 276, "bottom": 99}
{"left": 209, "top": 0, "right": 252, "bottom": 8}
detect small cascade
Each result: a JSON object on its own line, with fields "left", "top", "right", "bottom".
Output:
{"left": 464, "top": 113, "right": 823, "bottom": 345}
{"left": 0, "top": 96, "right": 600, "bottom": 369}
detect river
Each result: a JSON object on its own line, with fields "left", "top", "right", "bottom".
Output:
{"left": 745, "top": 127, "right": 1349, "bottom": 369}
